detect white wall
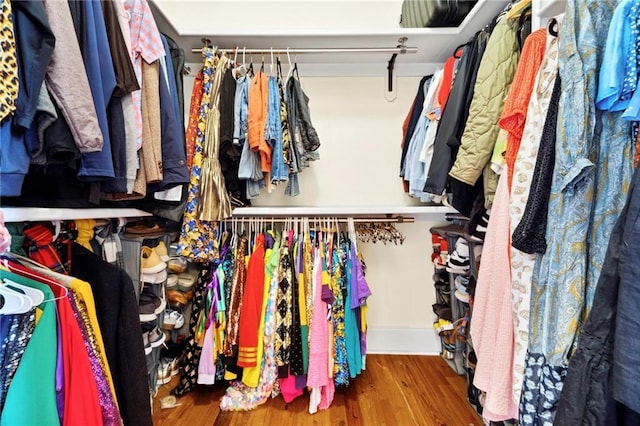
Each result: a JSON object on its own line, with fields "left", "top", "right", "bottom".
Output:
{"left": 184, "top": 69, "right": 445, "bottom": 354}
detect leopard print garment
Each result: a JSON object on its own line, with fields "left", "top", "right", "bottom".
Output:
{"left": 0, "top": 0, "right": 18, "bottom": 121}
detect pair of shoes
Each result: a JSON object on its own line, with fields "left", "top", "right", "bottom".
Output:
{"left": 440, "top": 331, "right": 457, "bottom": 354}
{"left": 433, "top": 318, "right": 454, "bottom": 334}
{"left": 139, "top": 292, "right": 166, "bottom": 322}
{"left": 468, "top": 210, "right": 490, "bottom": 243}
{"left": 126, "top": 220, "right": 166, "bottom": 236}
{"left": 143, "top": 268, "right": 167, "bottom": 285}
{"left": 141, "top": 243, "right": 169, "bottom": 283}
{"left": 167, "top": 273, "right": 178, "bottom": 289}
{"left": 157, "top": 358, "right": 172, "bottom": 385}
{"left": 431, "top": 233, "right": 449, "bottom": 253}
{"left": 432, "top": 303, "right": 452, "bottom": 321}
{"left": 446, "top": 238, "right": 470, "bottom": 274}
{"left": 454, "top": 275, "right": 470, "bottom": 304}
{"left": 168, "top": 257, "right": 187, "bottom": 274}
{"left": 176, "top": 271, "right": 196, "bottom": 292}
{"left": 433, "top": 253, "right": 448, "bottom": 271}
{"left": 433, "top": 268, "right": 449, "bottom": 284}
{"left": 166, "top": 289, "right": 193, "bottom": 310}
{"left": 434, "top": 281, "right": 451, "bottom": 305}
{"left": 167, "top": 356, "right": 180, "bottom": 377}
{"left": 143, "top": 326, "right": 166, "bottom": 355}
{"left": 163, "top": 309, "right": 185, "bottom": 330}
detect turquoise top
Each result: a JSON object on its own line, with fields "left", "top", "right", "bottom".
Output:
{"left": 0, "top": 269, "right": 59, "bottom": 426}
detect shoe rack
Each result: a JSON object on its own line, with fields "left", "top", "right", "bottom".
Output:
{"left": 121, "top": 231, "right": 177, "bottom": 396}
{"left": 430, "top": 216, "right": 484, "bottom": 417}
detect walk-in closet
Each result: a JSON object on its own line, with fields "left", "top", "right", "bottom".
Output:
{"left": 4, "top": 0, "right": 638, "bottom": 425}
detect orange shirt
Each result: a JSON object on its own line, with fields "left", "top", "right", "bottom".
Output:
{"left": 247, "top": 71, "right": 272, "bottom": 174}
{"left": 499, "top": 28, "right": 547, "bottom": 190}
{"left": 438, "top": 50, "right": 461, "bottom": 111}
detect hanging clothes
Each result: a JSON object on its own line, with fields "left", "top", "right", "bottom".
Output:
{"left": 248, "top": 71, "right": 271, "bottom": 183}
{"left": 178, "top": 48, "right": 221, "bottom": 262}
{"left": 499, "top": 28, "right": 547, "bottom": 190}
{"left": 469, "top": 173, "right": 516, "bottom": 422}
{"left": 507, "top": 21, "right": 559, "bottom": 410}
{"left": 424, "top": 29, "right": 489, "bottom": 202}
{"left": 199, "top": 54, "right": 233, "bottom": 221}
{"left": 448, "top": 13, "right": 519, "bottom": 212}
{"left": 520, "top": 0, "right": 632, "bottom": 424}
{"left": 237, "top": 233, "right": 266, "bottom": 368}
{"left": 70, "top": 244, "right": 152, "bottom": 426}
{"left": 0, "top": 270, "right": 58, "bottom": 426}
{"left": 173, "top": 268, "right": 211, "bottom": 397}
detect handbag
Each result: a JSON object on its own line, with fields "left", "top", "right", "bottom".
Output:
{"left": 400, "top": 0, "right": 479, "bottom": 28}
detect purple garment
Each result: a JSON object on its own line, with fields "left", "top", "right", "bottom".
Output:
{"left": 56, "top": 312, "right": 64, "bottom": 419}
{"left": 264, "top": 231, "right": 275, "bottom": 250}
{"left": 295, "top": 373, "right": 307, "bottom": 390}
{"left": 349, "top": 248, "right": 372, "bottom": 310}
{"left": 68, "top": 292, "right": 122, "bottom": 426}
{"left": 205, "top": 273, "right": 218, "bottom": 329}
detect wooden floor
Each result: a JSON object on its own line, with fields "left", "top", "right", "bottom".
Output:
{"left": 152, "top": 355, "right": 481, "bottom": 426}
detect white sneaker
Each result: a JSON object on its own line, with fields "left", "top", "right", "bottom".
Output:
{"left": 162, "top": 310, "right": 185, "bottom": 330}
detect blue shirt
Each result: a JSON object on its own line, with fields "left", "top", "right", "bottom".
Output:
{"left": 596, "top": 0, "right": 640, "bottom": 111}
{"left": 71, "top": 0, "right": 117, "bottom": 180}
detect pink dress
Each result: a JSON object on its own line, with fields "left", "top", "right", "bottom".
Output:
{"left": 307, "top": 249, "right": 331, "bottom": 413}
{"left": 469, "top": 173, "right": 518, "bottom": 421}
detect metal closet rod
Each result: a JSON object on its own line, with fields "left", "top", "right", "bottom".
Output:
{"left": 223, "top": 216, "right": 415, "bottom": 223}
{"left": 191, "top": 46, "right": 418, "bottom": 55}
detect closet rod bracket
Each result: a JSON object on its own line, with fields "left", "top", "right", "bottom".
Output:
{"left": 386, "top": 37, "right": 408, "bottom": 98}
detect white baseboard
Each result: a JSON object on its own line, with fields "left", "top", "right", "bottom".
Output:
{"left": 366, "top": 327, "right": 440, "bottom": 355}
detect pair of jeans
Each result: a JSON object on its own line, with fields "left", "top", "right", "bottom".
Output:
{"left": 267, "top": 76, "right": 288, "bottom": 183}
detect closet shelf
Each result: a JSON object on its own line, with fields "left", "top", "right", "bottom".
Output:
{"left": 1, "top": 207, "right": 152, "bottom": 223}
{"left": 535, "top": 0, "right": 566, "bottom": 18}
{"left": 151, "top": 0, "right": 510, "bottom": 73}
{"left": 232, "top": 205, "right": 455, "bottom": 220}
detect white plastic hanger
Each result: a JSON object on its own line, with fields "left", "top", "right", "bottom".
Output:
{"left": 51, "top": 220, "right": 62, "bottom": 241}
{"left": 348, "top": 217, "right": 358, "bottom": 253}
{"left": 285, "top": 48, "right": 294, "bottom": 85}
{"left": 3, "top": 279, "right": 44, "bottom": 305}
{"left": 0, "top": 283, "right": 33, "bottom": 314}
{"left": 1, "top": 253, "right": 69, "bottom": 303}
{"left": 270, "top": 48, "right": 274, "bottom": 75}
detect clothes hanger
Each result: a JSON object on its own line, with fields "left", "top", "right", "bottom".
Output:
{"left": 51, "top": 220, "right": 62, "bottom": 241}
{"left": 3, "top": 279, "right": 45, "bottom": 305}
{"left": 1, "top": 253, "right": 71, "bottom": 300}
{"left": 506, "top": 0, "right": 531, "bottom": 19}
{"left": 285, "top": 48, "right": 295, "bottom": 85}
{"left": 247, "top": 48, "right": 255, "bottom": 77}
{"left": 548, "top": 17, "right": 559, "bottom": 37}
{"left": 0, "top": 283, "right": 32, "bottom": 314}
{"left": 348, "top": 217, "right": 358, "bottom": 253}
{"left": 270, "top": 48, "right": 274, "bottom": 76}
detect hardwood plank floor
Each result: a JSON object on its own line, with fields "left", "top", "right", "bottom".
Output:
{"left": 152, "top": 355, "right": 481, "bottom": 426}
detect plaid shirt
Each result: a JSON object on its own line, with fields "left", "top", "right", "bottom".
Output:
{"left": 23, "top": 224, "right": 67, "bottom": 274}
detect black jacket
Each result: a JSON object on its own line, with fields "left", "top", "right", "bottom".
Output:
{"left": 71, "top": 244, "right": 152, "bottom": 426}
{"left": 423, "top": 29, "right": 489, "bottom": 198}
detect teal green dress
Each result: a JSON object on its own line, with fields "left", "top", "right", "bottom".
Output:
{"left": 0, "top": 269, "right": 59, "bottom": 426}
